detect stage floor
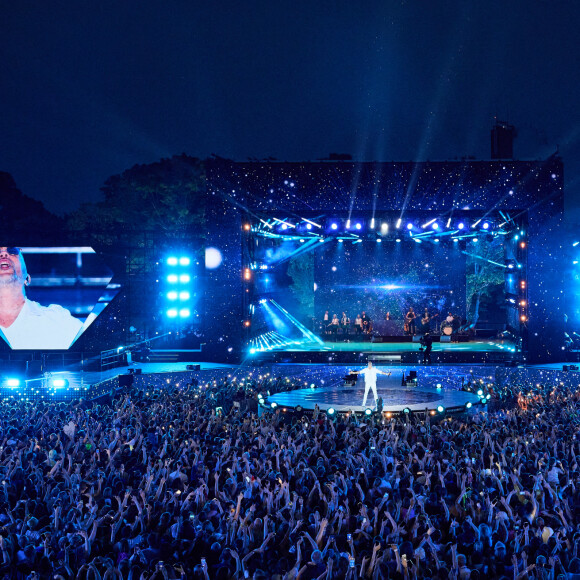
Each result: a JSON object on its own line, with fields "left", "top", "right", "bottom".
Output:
{"left": 267, "top": 373, "right": 482, "bottom": 413}
{"left": 279, "top": 338, "right": 515, "bottom": 353}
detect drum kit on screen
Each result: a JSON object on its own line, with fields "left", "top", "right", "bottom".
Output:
{"left": 440, "top": 314, "right": 460, "bottom": 336}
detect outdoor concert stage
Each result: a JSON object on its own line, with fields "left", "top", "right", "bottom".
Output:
{"left": 265, "top": 372, "right": 482, "bottom": 415}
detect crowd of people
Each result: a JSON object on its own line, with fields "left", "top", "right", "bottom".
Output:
{"left": 1, "top": 369, "right": 580, "bottom": 579}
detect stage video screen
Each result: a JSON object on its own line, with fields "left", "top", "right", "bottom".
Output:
{"left": 0, "top": 247, "right": 117, "bottom": 350}
{"left": 248, "top": 215, "right": 522, "bottom": 352}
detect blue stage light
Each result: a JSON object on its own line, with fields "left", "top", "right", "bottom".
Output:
{"left": 167, "top": 274, "right": 178, "bottom": 283}
{"left": 306, "top": 223, "right": 312, "bottom": 230}
{"left": 407, "top": 223, "right": 413, "bottom": 230}
{"left": 376, "top": 238, "right": 382, "bottom": 243}
{"left": 179, "top": 257, "right": 191, "bottom": 266}
{"left": 365, "top": 408, "right": 372, "bottom": 416}
{"left": 458, "top": 223, "right": 465, "bottom": 230}
{"left": 432, "top": 222, "right": 439, "bottom": 230}
{"left": 437, "top": 405, "right": 445, "bottom": 413}
{"left": 466, "top": 402, "right": 472, "bottom": 409}
{"left": 403, "top": 407, "right": 411, "bottom": 414}
{"left": 477, "top": 389, "right": 483, "bottom": 396}
{"left": 167, "top": 257, "right": 178, "bottom": 266}
{"left": 5, "top": 378, "right": 20, "bottom": 388}
{"left": 473, "top": 238, "right": 478, "bottom": 243}
{"left": 167, "top": 291, "right": 178, "bottom": 300}
{"left": 482, "top": 222, "right": 490, "bottom": 230}
{"left": 52, "top": 379, "right": 69, "bottom": 388}
{"left": 166, "top": 309, "right": 178, "bottom": 318}
{"left": 395, "top": 238, "right": 401, "bottom": 243}
{"left": 271, "top": 402, "right": 278, "bottom": 409}
{"left": 355, "top": 223, "right": 362, "bottom": 230}
{"left": 453, "top": 238, "right": 459, "bottom": 243}
{"left": 281, "top": 223, "right": 287, "bottom": 230}
{"left": 331, "top": 223, "right": 338, "bottom": 230}
{"left": 179, "top": 291, "right": 190, "bottom": 300}
{"left": 249, "top": 348, "right": 256, "bottom": 354}
{"left": 436, "top": 383, "right": 442, "bottom": 389}
{"left": 179, "top": 274, "right": 190, "bottom": 283}
{"left": 327, "top": 408, "right": 335, "bottom": 416}
{"left": 179, "top": 309, "right": 191, "bottom": 318}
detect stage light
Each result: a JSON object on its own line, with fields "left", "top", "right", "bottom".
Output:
{"left": 346, "top": 220, "right": 351, "bottom": 229}
{"left": 244, "top": 269, "right": 251, "bottom": 280}
{"left": 338, "top": 239, "right": 343, "bottom": 243}
{"left": 520, "top": 241, "right": 526, "bottom": 249}
{"left": 51, "top": 379, "right": 69, "bottom": 388}
{"left": 5, "top": 378, "right": 20, "bottom": 388}
{"left": 206, "top": 247, "right": 223, "bottom": 269}
{"left": 477, "top": 389, "right": 483, "bottom": 396}
{"left": 395, "top": 238, "right": 401, "bottom": 243}
{"left": 381, "top": 223, "right": 389, "bottom": 233}
{"left": 179, "top": 257, "right": 191, "bottom": 266}
{"left": 167, "top": 274, "right": 178, "bottom": 283}
{"left": 299, "top": 239, "right": 305, "bottom": 243}
{"left": 243, "top": 223, "right": 251, "bottom": 231}
{"left": 436, "top": 383, "right": 442, "bottom": 389}
{"left": 376, "top": 238, "right": 382, "bottom": 243}
{"left": 179, "top": 291, "right": 190, "bottom": 301}
{"left": 166, "top": 309, "right": 178, "bottom": 318}
{"left": 432, "top": 222, "right": 439, "bottom": 230}
{"left": 370, "top": 218, "right": 375, "bottom": 229}
{"left": 407, "top": 223, "right": 414, "bottom": 230}
{"left": 520, "top": 315, "right": 527, "bottom": 322}
{"left": 167, "top": 257, "right": 178, "bottom": 266}
{"left": 453, "top": 238, "right": 459, "bottom": 243}
{"left": 179, "top": 309, "right": 191, "bottom": 318}
{"left": 466, "top": 402, "right": 472, "bottom": 409}
{"left": 486, "top": 394, "right": 491, "bottom": 400}
{"left": 403, "top": 407, "right": 411, "bottom": 414}
{"left": 271, "top": 402, "right": 278, "bottom": 409}
{"left": 434, "top": 238, "right": 440, "bottom": 243}
{"left": 473, "top": 238, "right": 478, "bottom": 243}
{"left": 281, "top": 224, "right": 288, "bottom": 230}
{"left": 482, "top": 222, "right": 489, "bottom": 230}
{"left": 243, "top": 320, "right": 251, "bottom": 327}
{"left": 249, "top": 348, "right": 256, "bottom": 354}
{"left": 167, "top": 291, "right": 178, "bottom": 300}
{"left": 179, "top": 274, "right": 190, "bottom": 283}
{"left": 396, "top": 218, "right": 402, "bottom": 228}
{"left": 355, "top": 223, "right": 362, "bottom": 230}
{"left": 331, "top": 223, "right": 338, "bottom": 230}
{"left": 306, "top": 223, "right": 312, "bottom": 230}
{"left": 327, "top": 408, "right": 335, "bottom": 416}
{"left": 574, "top": 241, "right": 579, "bottom": 247}
{"left": 458, "top": 223, "right": 465, "bottom": 230}
{"left": 446, "top": 217, "right": 452, "bottom": 228}
{"left": 481, "top": 398, "right": 487, "bottom": 405}
{"left": 437, "top": 405, "right": 445, "bottom": 413}
{"left": 365, "top": 408, "right": 372, "bottom": 416}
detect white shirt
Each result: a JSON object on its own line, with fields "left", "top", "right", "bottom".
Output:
{"left": 0, "top": 299, "right": 83, "bottom": 349}
{"left": 360, "top": 367, "right": 379, "bottom": 385}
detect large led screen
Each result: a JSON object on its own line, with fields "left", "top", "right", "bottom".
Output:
{"left": 0, "top": 247, "right": 117, "bottom": 350}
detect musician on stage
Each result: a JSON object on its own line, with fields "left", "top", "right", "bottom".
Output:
{"left": 354, "top": 314, "right": 362, "bottom": 335}
{"left": 421, "top": 308, "right": 438, "bottom": 333}
{"left": 340, "top": 312, "right": 349, "bottom": 331}
{"left": 361, "top": 311, "right": 372, "bottom": 334}
{"left": 405, "top": 307, "right": 417, "bottom": 335}
{"left": 351, "top": 361, "right": 391, "bottom": 408}
{"left": 329, "top": 313, "right": 339, "bottom": 338}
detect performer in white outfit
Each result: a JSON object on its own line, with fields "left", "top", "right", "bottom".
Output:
{"left": 352, "top": 361, "right": 391, "bottom": 407}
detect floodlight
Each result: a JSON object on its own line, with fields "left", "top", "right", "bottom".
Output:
{"left": 51, "top": 379, "right": 69, "bottom": 388}
{"left": 179, "top": 291, "right": 190, "bottom": 300}
{"left": 167, "top": 274, "right": 178, "bottom": 283}
{"left": 466, "top": 402, "right": 472, "bottom": 409}
{"left": 167, "top": 291, "right": 178, "bottom": 300}
{"left": 167, "top": 257, "right": 178, "bottom": 266}
{"left": 179, "top": 274, "right": 191, "bottom": 283}
{"left": 327, "top": 408, "right": 335, "bottom": 416}
{"left": 179, "top": 257, "right": 191, "bottom": 266}
{"left": 179, "top": 309, "right": 191, "bottom": 318}
{"left": 437, "top": 405, "right": 445, "bottom": 413}
{"left": 365, "top": 408, "right": 372, "bottom": 416}
{"left": 6, "top": 378, "right": 20, "bottom": 388}
{"left": 331, "top": 223, "right": 338, "bottom": 230}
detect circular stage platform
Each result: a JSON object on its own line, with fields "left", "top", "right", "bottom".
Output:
{"left": 266, "top": 374, "right": 482, "bottom": 415}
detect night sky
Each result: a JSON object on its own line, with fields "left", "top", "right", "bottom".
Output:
{"left": 1, "top": 1, "right": 579, "bottom": 215}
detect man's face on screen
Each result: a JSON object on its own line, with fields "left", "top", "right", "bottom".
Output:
{"left": 0, "top": 247, "right": 27, "bottom": 287}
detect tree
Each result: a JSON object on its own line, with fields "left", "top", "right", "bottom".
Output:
{"left": 465, "top": 236, "right": 506, "bottom": 328}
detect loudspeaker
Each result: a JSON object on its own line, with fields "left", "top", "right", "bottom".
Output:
{"left": 186, "top": 364, "right": 200, "bottom": 371}
{"left": 119, "top": 374, "right": 134, "bottom": 387}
